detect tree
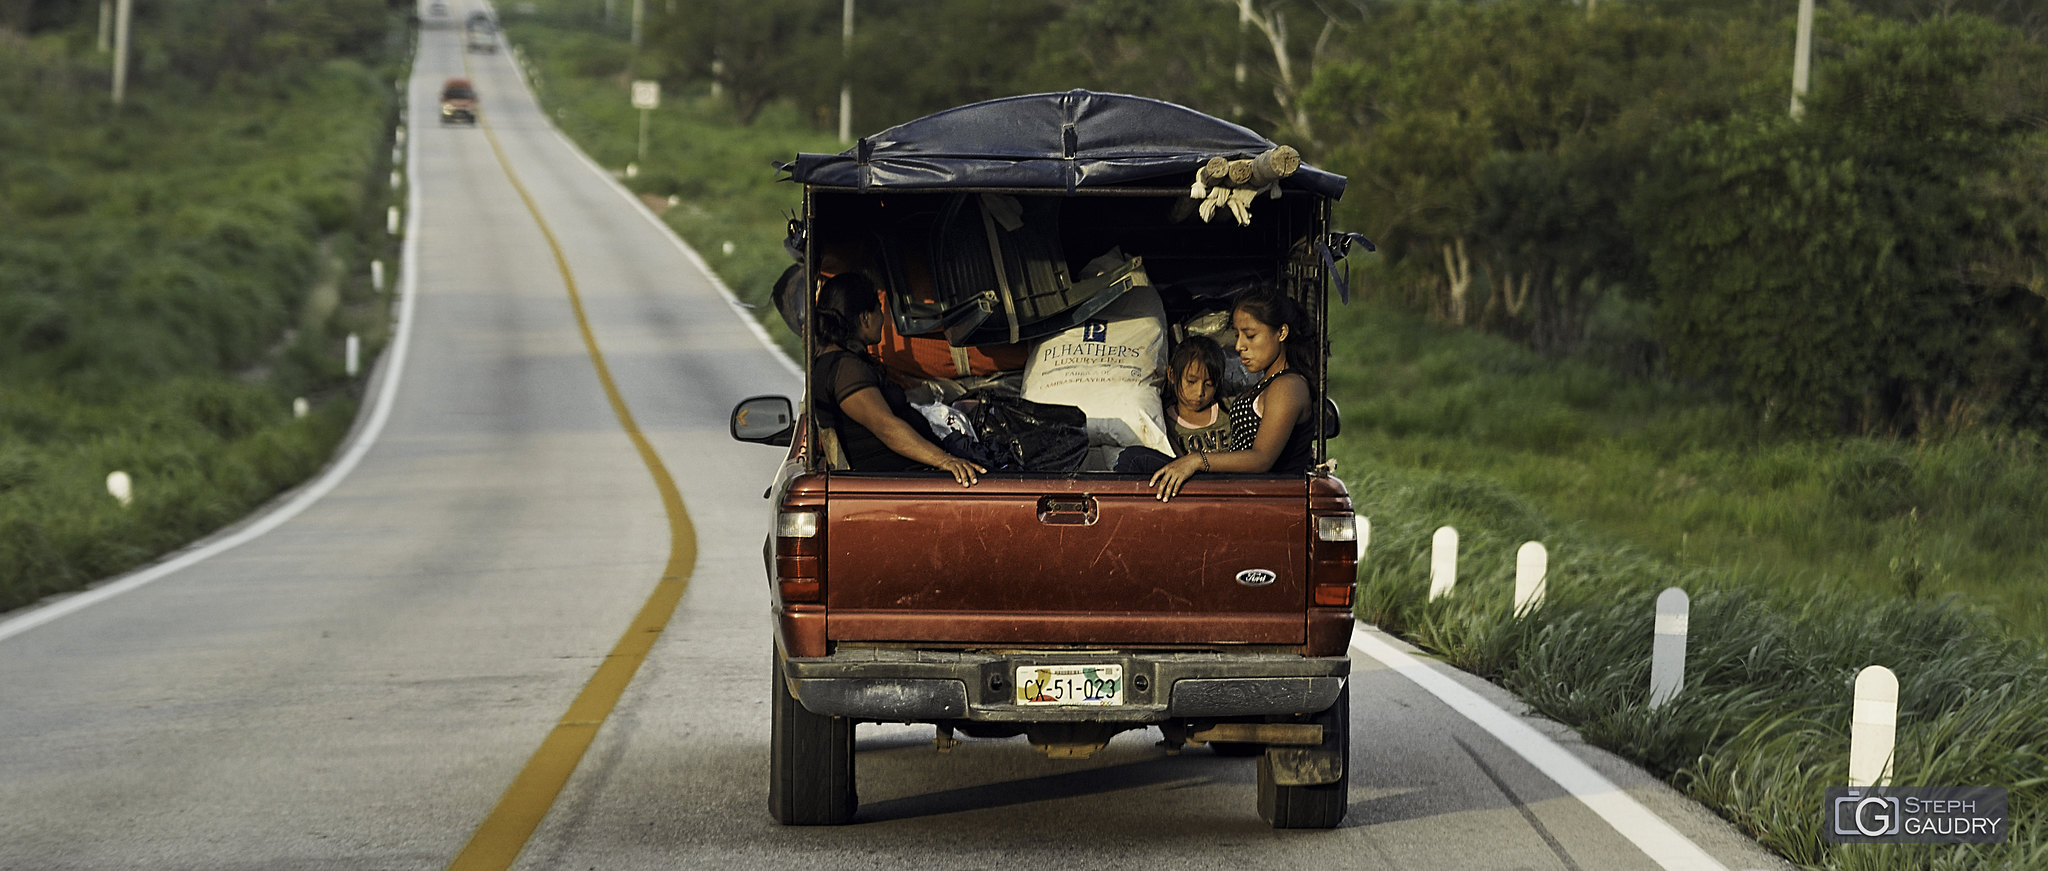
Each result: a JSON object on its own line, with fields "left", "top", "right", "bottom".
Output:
{"left": 1304, "top": 3, "right": 1771, "bottom": 352}
{"left": 1221, "top": 0, "right": 1367, "bottom": 141}
{"left": 1632, "top": 11, "right": 2048, "bottom": 434}
{"left": 0, "top": 0, "right": 95, "bottom": 35}
{"left": 642, "top": 0, "right": 836, "bottom": 125}
{"left": 846, "top": 0, "right": 1063, "bottom": 132}
{"left": 1020, "top": 0, "right": 1241, "bottom": 121}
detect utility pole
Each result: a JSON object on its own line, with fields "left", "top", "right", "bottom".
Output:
{"left": 1232, "top": 0, "right": 1248, "bottom": 117}
{"left": 631, "top": 0, "right": 643, "bottom": 48}
{"left": 1791, "top": 0, "right": 1814, "bottom": 118}
{"left": 111, "top": 0, "right": 132, "bottom": 105}
{"left": 838, "top": 0, "right": 854, "bottom": 143}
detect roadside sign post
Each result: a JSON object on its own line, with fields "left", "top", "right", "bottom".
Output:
{"left": 1514, "top": 541, "right": 1547, "bottom": 618}
{"left": 1428, "top": 525, "right": 1458, "bottom": 601}
{"left": 1849, "top": 665, "right": 1898, "bottom": 787}
{"left": 631, "top": 80, "right": 659, "bottom": 169}
{"left": 1650, "top": 587, "right": 1688, "bottom": 709}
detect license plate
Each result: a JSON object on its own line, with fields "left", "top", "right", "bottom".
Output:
{"left": 1014, "top": 664, "right": 1124, "bottom": 705}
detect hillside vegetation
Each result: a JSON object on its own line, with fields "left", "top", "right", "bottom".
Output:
{"left": 0, "top": 1, "right": 406, "bottom": 611}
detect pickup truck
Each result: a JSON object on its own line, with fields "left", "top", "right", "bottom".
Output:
{"left": 439, "top": 77, "right": 478, "bottom": 126}
{"left": 730, "top": 90, "right": 1365, "bottom": 829}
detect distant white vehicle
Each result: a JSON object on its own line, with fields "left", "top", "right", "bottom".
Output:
{"left": 466, "top": 13, "right": 497, "bottom": 53}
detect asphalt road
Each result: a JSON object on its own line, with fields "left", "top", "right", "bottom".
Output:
{"left": 0, "top": 10, "right": 1794, "bottom": 871}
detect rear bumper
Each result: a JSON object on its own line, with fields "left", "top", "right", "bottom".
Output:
{"left": 780, "top": 647, "right": 1349, "bottom": 723}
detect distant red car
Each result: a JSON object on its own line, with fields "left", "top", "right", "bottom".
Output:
{"left": 439, "top": 77, "right": 477, "bottom": 125}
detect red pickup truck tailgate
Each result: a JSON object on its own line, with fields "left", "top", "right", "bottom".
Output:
{"left": 821, "top": 475, "right": 1310, "bottom": 647}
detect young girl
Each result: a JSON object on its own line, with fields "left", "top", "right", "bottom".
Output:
{"left": 1149, "top": 291, "right": 1316, "bottom": 501}
{"left": 1166, "top": 335, "right": 1234, "bottom": 456}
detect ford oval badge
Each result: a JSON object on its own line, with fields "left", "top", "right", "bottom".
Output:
{"left": 1236, "top": 569, "right": 1277, "bottom": 587}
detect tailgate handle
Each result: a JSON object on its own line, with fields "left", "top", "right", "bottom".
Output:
{"left": 1037, "top": 496, "right": 1098, "bottom": 526}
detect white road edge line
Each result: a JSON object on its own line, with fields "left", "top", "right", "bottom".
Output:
{"left": 553, "top": 131, "right": 801, "bottom": 380}
{"left": 1350, "top": 625, "right": 1732, "bottom": 871}
{"left": 0, "top": 98, "right": 428, "bottom": 646}
{"left": 0, "top": 19, "right": 799, "bottom": 644}
{"left": 492, "top": 25, "right": 801, "bottom": 381}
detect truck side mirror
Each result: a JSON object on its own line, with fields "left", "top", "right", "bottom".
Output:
{"left": 731, "top": 395, "right": 795, "bottom": 447}
{"left": 1322, "top": 397, "right": 1342, "bottom": 439}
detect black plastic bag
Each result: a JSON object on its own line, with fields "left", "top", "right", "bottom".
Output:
{"left": 961, "top": 394, "right": 1089, "bottom": 473}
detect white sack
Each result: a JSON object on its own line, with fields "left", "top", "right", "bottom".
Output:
{"left": 1022, "top": 285, "right": 1174, "bottom": 468}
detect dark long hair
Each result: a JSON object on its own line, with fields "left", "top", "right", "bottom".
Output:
{"left": 1233, "top": 289, "right": 1317, "bottom": 382}
{"left": 1166, "top": 333, "right": 1228, "bottom": 408}
{"left": 813, "top": 272, "right": 880, "bottom": 353}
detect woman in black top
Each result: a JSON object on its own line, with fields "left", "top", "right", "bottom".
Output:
{"left": 1148, "top": 290, "right": 1317, "bottom": 501}
{"left": 811, "top": 273, "right": 985, "bottom": 487}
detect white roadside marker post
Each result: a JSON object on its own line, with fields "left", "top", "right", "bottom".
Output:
{"left": 1355, "top": 514, "right": 1371, "bottom": 565}
{"left": 1429, "top": 526, "right": 1458, "bottom": 600}
{"left": 1650, "top": 587, "right": 1688, "bottom": 709}
{"left": 345, "top": 333, "right": 361, "bottom": 377}
{"left": 106, "top": 471, "right": 133, "bottom": 507}
{"left": 1514, "top": 541, "right": 1547, "bottom": 618}
{"left": 1849, "top": 665, "right": 1898, "bottom": 787}
{"left": 371, "top": 259, "right": 385, "bottom": 292}
{"left": 390, "top": 170, "right": 401, "bottom": 191}
{"left": 293, "top": 397, "right": 309, "bottom": 419}
{"left": 387, "top": 206, "right": 400, "bottom": 236}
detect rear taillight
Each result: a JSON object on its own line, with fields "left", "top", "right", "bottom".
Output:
{"left": 775, "top": 510, "right": 822, "bottom": 603}
{"left": 1311, "top": 513, "right": 1362, "bottom": 608}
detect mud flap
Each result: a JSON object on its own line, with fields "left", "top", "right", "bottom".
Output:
{"left": 1265, "top": 746, "right": 1345, "bottom": 787}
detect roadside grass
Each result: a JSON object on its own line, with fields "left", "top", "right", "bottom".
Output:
{"left": 1327, "top": 296, "right": 2048, "bottom": 640}
{"left": 1335, "top": 298, "right": 2048, "bottom": 867}
{"left": 0, "top": 30, "right": 405, "bottom": 612}
{"left": 1348, "top": 463, "right": 2048, "bottom": 868}
{"left": 1, "top": 383, "right": 359, "bottom": 604}
{"left": 501, "top": 9, "right": 2047, "bottom": 868}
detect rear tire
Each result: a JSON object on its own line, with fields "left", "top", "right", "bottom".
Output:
{"left": 1257, "top": 680, "right": 1349, "bottom": 829}
{"left": 768, "top": 650, "right": 856, "bottom": 825}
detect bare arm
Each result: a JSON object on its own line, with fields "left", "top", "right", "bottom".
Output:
{"left": 838, "top": 386, "right": 983, "bottom": 486}
{"left": 1148, "top": 374, "right": 1309, "bottom": 501}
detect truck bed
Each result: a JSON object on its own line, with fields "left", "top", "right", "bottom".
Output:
{"left": 803, "top": 472, "right": 1355, "bottom": 654}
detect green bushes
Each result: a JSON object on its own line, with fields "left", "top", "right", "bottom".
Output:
{"left": 0, "top": 6, "right": 404, "bottom": 613}
{"left": 0, "top": 379, "right": 362, "bottom": 611}
{"left": 1303, "top": 5, "right": 2048, "bottom": 438}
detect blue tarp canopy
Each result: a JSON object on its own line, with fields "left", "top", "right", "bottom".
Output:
{"left": 786, "top": 89, "right": 1346, "bottom": 199}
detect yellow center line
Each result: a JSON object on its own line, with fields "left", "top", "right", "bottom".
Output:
{"left": 444, "top": 50, "right": 698, "bottom": 871}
